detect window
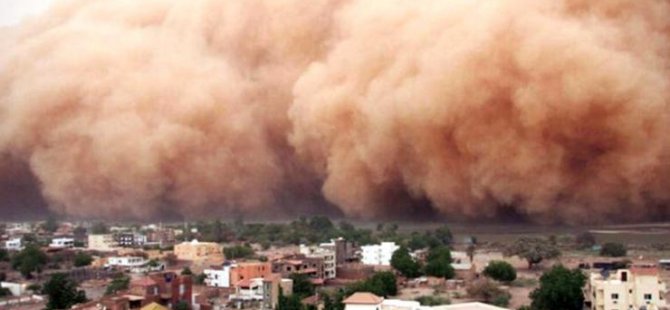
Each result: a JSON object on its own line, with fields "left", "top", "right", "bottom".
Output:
{"left": 611, "top": 293, "right": 619, "bottom": 300}
{"left": 179, "top": 284, "right": 185, "bottom": 295}
{"left": 644, "top": 294, "right": 652, "bottom": 300}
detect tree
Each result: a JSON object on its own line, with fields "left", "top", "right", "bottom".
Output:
{"left": 12, "top": 244, "right": 48, "bottom": 278}
{"left": 174, "top": 301, "right": 190, "bottom": 310}
{"left": 0, "top": 248, "right": 8, "bottom": 262}
{"left": 43, "top": 273, "right": 87, "bottom": 310}
{"left": 181, "top": 267, "right": 193, "bottom": 275}
{"left": 505, "top": 238, "right": 560, "bottom": 269}
{"left": 391, "top": 246, "right": 421, "bottom": 278}
{"left": 195, "top": 273, "right": 207, "bottom": 285}
{"left": 105, "top": 274, "right": 130, "bottom": 295}
{"left": 290, "top": 273, "right": 315, "bottom": 297}
{"left": 575, "top": 232, "right": 596, "bottom": 250}
{"left": 277, "top": 287, "right": 305, "bottom": 310}
{"left": 415, "top": 295, "right": 451, "bottom": 306}
{"left": 346, "top": 271, "right": 397, "bottom": 297}
{"left": 73, "top": 252, "right": 93, "bottom": 267}
{"left": 90, "top": 222, "right": 109, "bottom": 234}
{"left": 600, "top": 243, "right": 627, "bottom": 257}
{"left": 529, "top": 265, "right": 586, "bottom": 310}
{"left": 42, "top": 217, "right": 59, "bottom": 233}
{"left": 223, "top": 244, "right": 255, "bottom": 259}
{"left": 434, "top": 225, "right": 453, "bottom": 246}
{"left": 483, "top": 261, "right": 517, "bottom": 283}
{"left": 466, "top": 279, "right": 510, "bottom": 307}
{"left": 0, "top": 287, "right": 12, "bottom": 297}
{"left": 424, "top": 246, "right": 454, "bottom": 279}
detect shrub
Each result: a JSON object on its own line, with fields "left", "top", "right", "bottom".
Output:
{"left": 483, "top": 261, "right": 517, "bottom": 283}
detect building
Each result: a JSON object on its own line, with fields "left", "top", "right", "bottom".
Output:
{"left": 146, "top": 228, "right": 176, "bottom": 247}
{"left": 343, "top": 292, "right": 384, "bottom": 310}
{"left": 343, "top": 292, "right": 509, "bottom": 310}
{"left": 204, "top": 261, "right": 272, "bottom": 288}
{"left": 585, "top": 264, "right": 667, "bottom": 310}
{"left": 88, "top": 234, "right": 117, "bottom": 251}
{"left": 115, "top": 233, "right": 147, "bottom": 247}
{"left": 318, "top": 238, "right": 358, "bottom": 265}
{"left": 229, "top": 274, "right": 292, "bottom": 309}
{"left": 272, "top": 254, "right": 325, "bottom": 282}
{"left": 300, "top": 244, "right": 337, "bottom": 279}
{"left": 49, "top": 237, "right": 75, "bottom": 248}
{"left": 174, "top": 240, "right": 222, "bottom": 261}
{"left": 204, "top": 264, "right": 234, "bottom": 288}
{"left": 4, "top": 238, "right": 22, "bottom": 251}
{"left": 105, "top": 256, "right": 148, "bottom": 269}
{"left": 129, "top": 272, "right": 192, "bottom": 308}
{"left": 361, "top": 242, "right": 399, "bottom": 266}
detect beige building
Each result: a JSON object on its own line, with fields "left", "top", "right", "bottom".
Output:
{"left": 174, "top": 239, "right": 223, "bottom": 261}
{"left": 586, "top": 264, "right": 667, "bottom": 310}
{"left": 88, "top": 234, "right": 117, "bottom": 251}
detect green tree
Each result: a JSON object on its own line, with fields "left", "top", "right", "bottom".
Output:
{"left": 290, "top": 273, "right": 315, "bottom": 297}
{"left": 105, "top": 274, "right": 130, "bottom": 295}
{"left": 73, "top": 252, "right": 93, "bottom": 267}
{"left": 43, "top": 273, "right": 87, "bottom": 310}
{"left": 278, "top": 287, "right": 305, "bottom": 310}
{"left": 434, "top": 225, "right": 453, "bottom": 246}
{"left": 424, "top": 246, "right": 454, "bottom": 279}
{"left": 415, "top": 295, "right": 451, "bottom": 306}
{"left": 347, "top": 271, "right": 397, "bottom": 297}
{"left": 505, "top": 237, "right": 560, "bottom": 269}
{"left": 0, "top": 287, "right": 12, "bottom": 297}
{"left": 391, "top": 246, "right": 422, "bottom": 278}
{"left": 12, "top": 244, "right": 48, "bottom": 279}
{"left": 223, "top": 244, "right": 255, "bottom": 259}
{"left": 575, "top": 232, "right": 596, "bottom": 250}
{"left": 174, "top": 301, "right": 190, "bottom": 310}
{"left": 181, "top": 267, "right": 193, "bottom": 275}
{"left": 0, "top": 248, "right": 9, "bottom": 262}
{"left": 529, "top": 265, "right": 586, "bottom": 310}
{"left": 90, "top": 222, "right": 109, "bottom": 234}
{"left": 42, "top": 217, "right": 59, "bottom": 233}
{"left": 600, "top": 243, "right": 627, "bottom": 257}
{"left": 483, "top": 261, "right": 517, "bottom": 283}
{"left": 195, "top": 273, "right": 207, "bottom": 285}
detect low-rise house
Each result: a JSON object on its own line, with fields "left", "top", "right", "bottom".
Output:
{"left": 115, "top": 233, "right": 147, "bottom": 247}
{"left": 88, "top": 234, "right": 117, "bottom": 251}
{"left": 174, "top": 240, "right": 223, "bottom": 261}
{"left": 361, "top": 242, "right": 398, "bottom": 266}
{"left": 105, "top": 256, "right": 148, "bottom": 269}
{"left": 49, "top": 237, "right": 75, "bottom": 248}
{"left": 204, "top": 261, "right": 272, "bottom": 288}
{"left": 585, "top": 264, "right": 667, "bottom": 310}
{"left": 129, "top": 272, "right": 193, "bottom": 308}
{"left": 4, "top": 238, "right": 22, "bottom": 251}
{"left": 272, "top": 254, "right": 325, "bottom": 282}
{"left": 343, "top": 292, "right": 509, "bottom": 310}
{"left": 229, "top": 274, "right": 292, "bottom": 309}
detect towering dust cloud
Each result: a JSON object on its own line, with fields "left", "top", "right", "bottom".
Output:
{"left": 0, "top": 0, "right": 669, "bottom": 223}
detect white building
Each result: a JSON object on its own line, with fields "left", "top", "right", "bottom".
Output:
{"left": 204, "top": 264, "right": 234, "bottom": 288}
{"left": 5, "top": 238, "right": 22, "bottom": 251}
{"left": 361, "top": 242, "right": 399, "bottom": 266}
{"left": 49, "top": 237, "right": 75, "bottom": 248}
{"left": 1, "top": 282, "right": 27, "bottom": 297}
{"left": 105, "top": 256, "right": 148, "bottom": 268}
{"left": 88, "top": 234, "right": 117, "bottom": 251}
{"left": 300, "top": 244, "right": 337, "bottom": 279}
{"left": 586, "top": 264, "right": 667, "bottom": 310}
{"left": 343, "top": 292, "right": 509, "bottom": 310}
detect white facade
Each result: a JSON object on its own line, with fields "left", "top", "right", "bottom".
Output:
{"left": 586, "top": 266, "right": 667, "bottom": 310}
{"left": 105, "top": 256, "right": 147, "bottom": 268}
{"left": 230, "top": 278, "right": 265, "bottom": 301}
{"left": 204, "top": 265, "right": 233, "bottom": 288}
{"left": 361, "top": 242, "right": 399, "bottom": 266}
{"left": 88, "top": 234, "right": 117, "bottom": 251}
{"left": 1, "top": 282, "right": 27, "bottom": 297}
{"left": 381, "top": 299, "right": 421, "bottom": 310}
{"left": 299, "top": 244, "right": 337, "bottom": 279}
{"left": 5, "top": 238, "right": 22, "bottom": 251}
{"left": 49, "top": 238, "right": 74, "bottom": 248}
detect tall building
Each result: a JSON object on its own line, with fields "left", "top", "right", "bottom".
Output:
{"left": 585, "top": 264, "right": 667, "bottom": 310}
{"left": 300, "top": 244, "right": 337, "bottom": 279}
{"left": 361, "top": 242, "right": 399, "bottom": 266}
{"left": 88, "top": 234, "right": 117, "bottom": 251}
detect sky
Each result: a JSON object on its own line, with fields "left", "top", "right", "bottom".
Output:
{"left": 0, "top": 0, "right": 55, "bottom": 26}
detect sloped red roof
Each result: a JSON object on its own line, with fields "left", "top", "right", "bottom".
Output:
{"left": 343, "top": 292, "right": 382, "bottom": 305}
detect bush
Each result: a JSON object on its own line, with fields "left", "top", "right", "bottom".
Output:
{"left": 483, "top": 261, "right": 517, "bottom": 283}
{"left": 73, "top": 252, "right": 93, "bottom": 267}
{"left": 466, "top": 279, "right": 510, "bottom": 305}
{"left": 415, "top": 295, "right": 450, "bottom": 306}
{"left": 600, "top": 243, "right": 627, "bottom": 257}
{"left": 181, "top": 267, "right": 193, "bottom": 275}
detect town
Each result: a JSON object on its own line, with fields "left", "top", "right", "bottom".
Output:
{"left": 0, "top": 218, "right": 668, "bottom": 310}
